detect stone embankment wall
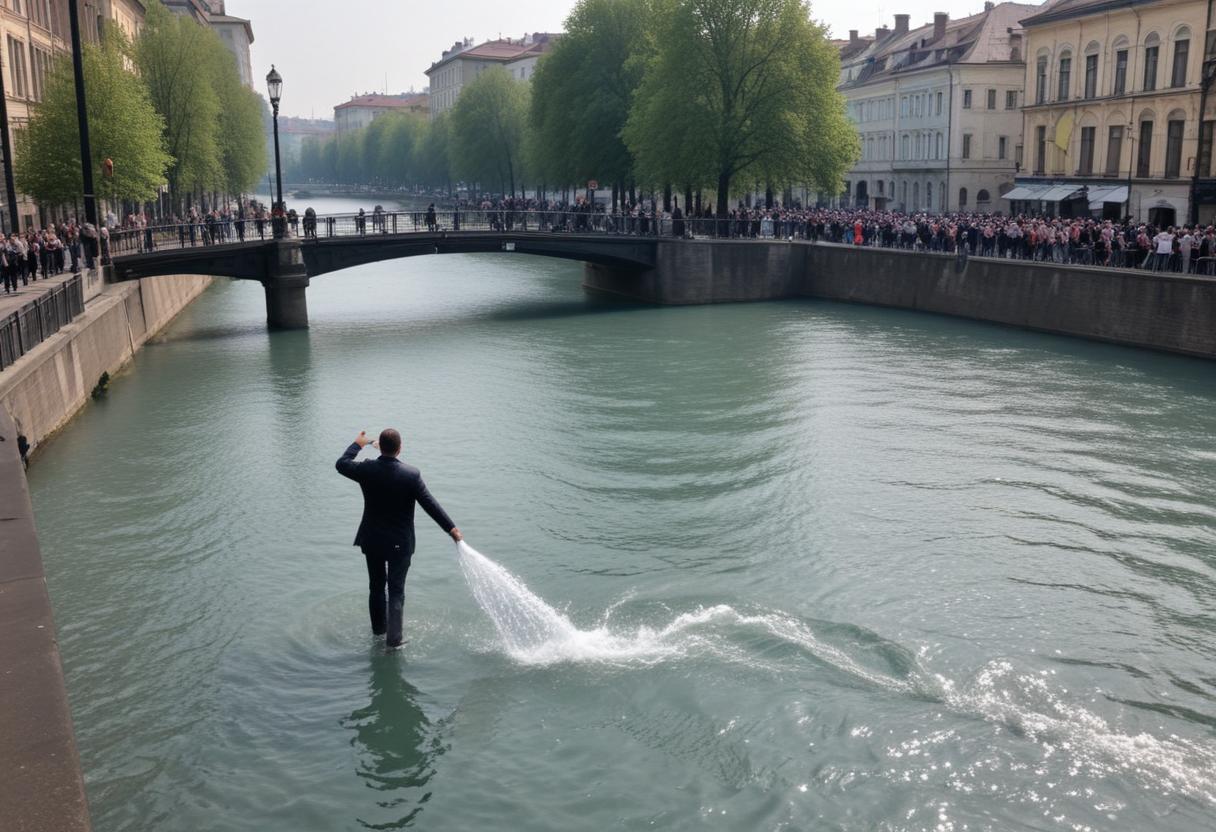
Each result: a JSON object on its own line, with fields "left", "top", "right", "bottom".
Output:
{"left": 0, "top": 275, "right": 212, "bottom": 451}
{"left": 804, "top": 244, "right": 1216, "bottom": 359}
{"left": 583, "top": 239, "right": 1216, "bottom": 359}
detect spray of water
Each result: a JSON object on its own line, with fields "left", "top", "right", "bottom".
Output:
{"left": 453, "top": 540, "right": 1216, "bottom": 803}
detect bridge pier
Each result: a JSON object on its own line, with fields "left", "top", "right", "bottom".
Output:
{"left": 262, "top": 241, "right": 310, "bottom": 329}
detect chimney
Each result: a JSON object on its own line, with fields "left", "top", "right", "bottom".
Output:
{"left": 984, "top": 1, "right": 994, "bottom": 9}
{"left": 934, "top": 13, "right": 948, "bottom": 41}
{"left": 894, "top": 14, "right": 910, "bottom": 35}
{"left": 875, "top": 25, "right": 890, "bottom": 43}
{"left": 849, "top": 29, "right": 860, "bottom": 45}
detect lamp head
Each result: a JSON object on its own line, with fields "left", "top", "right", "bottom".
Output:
{"left": 266, "top": 65, "right": 283, "bottom": 106}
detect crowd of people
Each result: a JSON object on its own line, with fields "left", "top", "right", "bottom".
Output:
{"left": 740, "top": 208, "right": 1216, "bottom": 273}
{"left": 68, "top": 193, "right": 1216, "bottom": 277}
{"left": 3, "top": 220, "right": 104, "bottom": 294}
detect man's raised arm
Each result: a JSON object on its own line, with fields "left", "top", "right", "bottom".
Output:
{"left": 335, "top": 431, "right": 373, "bottom": 481}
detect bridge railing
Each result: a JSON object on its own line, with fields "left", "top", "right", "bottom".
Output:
{"left": 105, "top": 214, "right": 1216, "bottom": 278}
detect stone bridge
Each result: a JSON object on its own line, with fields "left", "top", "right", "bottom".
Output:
{"left": 110, "top": 232, "right": 662, "bottom": 328}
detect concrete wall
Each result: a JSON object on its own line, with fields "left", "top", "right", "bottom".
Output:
{"left": 584, "top": 238, "right": 807, "bottom": 304}
{"left": 0, "top": 275, "right": 212, "bottom": 452}
{"left": 0, "top": 407, "right": 92, "bottom": 832}
{"left": 805, "top": 244, "right": 1216, "bottom": 359}
{"left": 585, "top": 237, "right": 1216, "bottom": 359}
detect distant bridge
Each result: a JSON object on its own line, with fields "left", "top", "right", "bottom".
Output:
{"left": 108, "top": 212, "right": 665, "bottom": 327}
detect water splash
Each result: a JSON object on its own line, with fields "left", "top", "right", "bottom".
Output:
{"left": 454, "top": 541, "right": 1216, "bottom": 804}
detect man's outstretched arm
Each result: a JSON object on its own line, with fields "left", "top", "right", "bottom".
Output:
{"left": 415, "top": 475, "right": 462, "bottom": 541}
{"left": 335, "top": 431, "right": 373, "bottom": 481}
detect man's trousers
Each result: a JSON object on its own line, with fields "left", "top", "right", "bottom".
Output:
{"left": 363, "top": 547, "right": 412, "bottom": 645}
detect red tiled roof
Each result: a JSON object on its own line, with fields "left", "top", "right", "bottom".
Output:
{"left": 335, "top": 94, "right": 429, "bottom": 111}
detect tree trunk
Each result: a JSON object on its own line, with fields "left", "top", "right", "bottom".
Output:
{"left": 684, "top": 185, "right": 693, "bottom": 216}
{"left": 765, "top": 184, "right": 773, "bottom": 209}
{"left": 715, "top": 171, "right": 730, "bottom": 236}
{"left": 663, "top": 183, "right": 672, "bottom": 212}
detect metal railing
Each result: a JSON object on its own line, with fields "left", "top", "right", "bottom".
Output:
{"left": 104, "top": 211, "right": 1216, "bottom": 279}
{"left": 0, "top": 274, "right": 85, "bottom": 372}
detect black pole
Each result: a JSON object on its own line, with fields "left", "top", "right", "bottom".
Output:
{"left": 0, "top": 52, "right": 18, "bottom": 233}
{"left": 67, "top": 0, "right": 97, "bottom": 226}
{"left": 271, "top": 101, "right": 284, "bottom": 238}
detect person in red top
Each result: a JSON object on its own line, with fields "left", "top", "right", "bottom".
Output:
{"left": 853, "top": 219, "right": 863, "bottom": 245}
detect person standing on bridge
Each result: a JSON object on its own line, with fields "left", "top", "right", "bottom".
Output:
{"left": 336, "top": 429, "right": 462, "bottom": 650}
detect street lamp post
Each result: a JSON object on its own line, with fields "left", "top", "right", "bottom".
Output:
{"left": 266, "top": 65, "right": 285, "bottom": 239}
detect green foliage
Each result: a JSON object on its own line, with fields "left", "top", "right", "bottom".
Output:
{"left": 136, "top": 0, "right": 266, "bottom": 202}
{"left": 625, "top": 0, "right": 858, "bottom": 214}
{"left": 213, "top": 52, "right": 267, "bottom": 195}
{"left": 449, "top": 68, "right": 530, "bottom": 196}
{"left": 530, "top": 0, "right": 650, "bottom": 187}
{"left": 14, "top": 31, "right": 170, "bottom": 206}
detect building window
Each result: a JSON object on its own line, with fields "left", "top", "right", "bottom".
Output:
{"left": 1172, "top": 35, "right": 1189, "bottom": 87}
{"left": 1105, "top": 126, "right": 1124, "bottom": 176}
{"left": 987, "top": 88, "right": 996, "bottom": 109}
{"left": 1144, "top": 39, "right": 1159, "bottom": 91}
{"left": 1058, "top": 53, "right": 1071, "bottom": 100}
{"left": 1201, "top": 121, "right": 1215, "bottom": 178}
{"left": 963, "top": 89, "right": 972, "bottom": 109}
{"left": 7, "top": 37, "right": 27, "bottom": 99}
{"left": 936, "top": 91, "right": 942, "bottom": 115}
{"left": 1078, "top": 126, "right": 1096, "bottom": 174}
{"left": 998, "top": 136, "right": 1008, "bottom": 159}
{"left": 1006, "top": 90, "right": 1017, "bottom": 109}
{"left": 1084, "top": 54, "right": 1098, "bottom": 98}
{"left": 959, "top": 187, "right": 968, "bottom": 208}
{"left": 1036, "top": 56, "right": 1048, "bottom": 104}
{"left": 1138, "top": 120, "right": 1153, "bottom": 177}
{"left": 962, "top": 133, "right": 972, "bottom": 159}
{"left": 1035, "top": 125, "right": 1047, "bottom": 174}
{"left": 1114, "top": 49, "right": 1128, "bottom": 95}
{"left": 1165, "top": 118, "right": 1184, "bottom": 177}
{"left": 935, "top": 132, "right": 942, "bottom": 159}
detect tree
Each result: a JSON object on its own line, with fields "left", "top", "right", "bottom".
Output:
{"left": 530, "top": 0, "right": 650, "bottom": 191}
{"left": 137, "top": 0, "right": 224, "bottom": 205}
{"left": 415, "top": 113, "right": 452, "bottom": 191}
{"left": 15, "top": 31, "right": 170, "bottom": 207}
{"left": 212, "top": 51, "right": 267, "bottom": 197}
{"left": 449, "top": 68, "right": 530, "bottom": 196}
{"left": 625, "top": 0, "right": 857, "bottom": 219}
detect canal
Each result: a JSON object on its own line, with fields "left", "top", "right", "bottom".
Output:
{"left": 28, "top": 199, "right": 1216, "bottom": 830}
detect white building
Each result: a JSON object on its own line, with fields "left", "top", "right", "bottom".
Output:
{"left": 836, "top": 4, "right": 1032, "bottom": 213}
{"left": 425, "top": 33, "right": 558, "bottom": 119}
{"left": 333, "top": 93, "right": 429, "bottom": 133}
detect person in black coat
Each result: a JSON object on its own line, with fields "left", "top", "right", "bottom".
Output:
{"left": 336, "top": 428, "right": 462, "bottom": 648}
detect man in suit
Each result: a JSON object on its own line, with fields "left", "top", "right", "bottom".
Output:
{"left": 336, "top": 428, "right": 462, "bottom": 649}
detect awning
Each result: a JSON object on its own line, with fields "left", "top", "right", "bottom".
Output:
{"left": 1002, "top": 184, "right": 1051, "bottom": 200}
{"left": 1039, "top": 185, "right": 1083, "bottom": 202}
{"left": 1087, "top": 185, "right": 1128, "bottom": 208}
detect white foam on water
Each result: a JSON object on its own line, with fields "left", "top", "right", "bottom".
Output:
{"left": 928, "top": 659, "right": 1216, "bottom": 804}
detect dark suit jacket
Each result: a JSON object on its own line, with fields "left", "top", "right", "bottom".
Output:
{"left": 336, "top": 443, "right": 455, "bottom": 555}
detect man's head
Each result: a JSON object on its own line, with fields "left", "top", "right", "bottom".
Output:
{"left": 378, "top": 428, "right": 402, "bottom": 457}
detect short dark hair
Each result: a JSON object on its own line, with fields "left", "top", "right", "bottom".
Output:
{"left": 378, "top": 428, "right": 401, "bottom": 456}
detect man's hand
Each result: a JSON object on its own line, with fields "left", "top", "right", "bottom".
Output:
{"left": 450, "top": 528, "right": 463, "bottom": 542}
{"left": 354, "top": 430, "right": 372, "bottom": 448}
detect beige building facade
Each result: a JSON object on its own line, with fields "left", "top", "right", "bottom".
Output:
{"left": 836, "top": 4, "right": 1032, "bottom": 214}
{"left": 1011, "top": 0, "right": 1207, "bottom": 225}
{"left": 425, "top": 33, "right": 557, "bottom": 119}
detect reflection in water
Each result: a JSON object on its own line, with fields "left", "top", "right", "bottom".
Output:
{"left": 343, "top": 658, "right": 445, "bottom": 830}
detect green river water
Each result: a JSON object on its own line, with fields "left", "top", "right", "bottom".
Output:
{"left": 28, "top": 206, "right": 1216, "bottom": 831}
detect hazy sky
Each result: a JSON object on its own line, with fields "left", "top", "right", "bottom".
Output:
{"left": 229, "top": 0, "right": 1029, "bottom": 119}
